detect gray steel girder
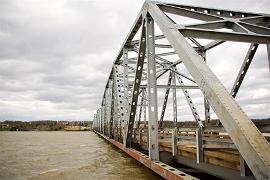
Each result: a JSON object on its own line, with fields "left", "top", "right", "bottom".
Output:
{"left": 148, "top": 2, "right": 270, "bottom": 179}
{"left": 146, "top": 14, "right": 159, "bottom": 161}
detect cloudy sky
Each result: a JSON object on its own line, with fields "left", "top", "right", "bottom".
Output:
{"left": 0, "top": 0, "right": 269, "bottom": 121}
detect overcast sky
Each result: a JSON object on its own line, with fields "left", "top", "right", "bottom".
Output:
{"left": 0, "top": 0, "right": 269, "bottom": 121}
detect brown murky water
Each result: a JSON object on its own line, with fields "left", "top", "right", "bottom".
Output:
{"left": 0, "top": 131, "right": 162, "bottom": 180}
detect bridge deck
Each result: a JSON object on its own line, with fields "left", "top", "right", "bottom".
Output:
{"left": 95, "top": 120, "right": 270, "bottom": 179}
{"left": 135, "top": 131, "right": 269, "bottom": 172}
{"left": 133, "top": 120, "right": 270, "bottom": 173}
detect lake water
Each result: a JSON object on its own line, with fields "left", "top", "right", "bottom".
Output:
{"left": 0, "top": 131, "right": 162, "bottom": 180}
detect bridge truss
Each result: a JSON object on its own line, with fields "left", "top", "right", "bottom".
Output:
{"left": 93, "top": 1, "right": 270, "bottom": 179}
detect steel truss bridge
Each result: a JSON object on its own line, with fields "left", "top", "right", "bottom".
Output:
{"left": 92, "top": 1, "right": 270, "bottom": 179}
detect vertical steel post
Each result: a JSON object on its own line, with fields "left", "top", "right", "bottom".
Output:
{"left": 204, "top": 98, "right": 210, "bottom": 125}
{"left": 143, "top": 89, "right": 147, "bottom": 128}
{"left": 106, "top": 88, "right": 109, "bottom": 136}
{"left": 172, "top": 71, "right": 177, "bottom": 127}
{"left": 196, "top": 126, "right": 204, "bottom": 163}
{"left": 93, "top": 114, "right": 95, "bottom": 129}
{"left": 92, "top": 114, "right": 95, "bottom": 130}
{"left": 100, "top": 108, "right": 102, "bottom": 133}
{"left": 137, "top": 91, "right": 144, "bottom": 129}
{"left": 172, "top": 127, "right": 177, "bottom": 156}
{"left": 94, "top": 115, "right": 96, "bottom": 129}
{"left": 122, "top": 47, "right": 130, "bottom": 147}
{"left": 100, "top": 108, "right": 103, "bottom": 133}
{"left": 101, "top": 105, "right": 105, "bottom": 135}
{"left": 201, "top": 51, "right": 210, "bottom": 125}
{"left": 101, "top": 106, "right": 103, "bottom": 134}
{"left": 98, "top": 108, "right": 101, "bottom": 133}
{"left": 98, "top": 108, "right": 101, "bottom": 132}
{"left": 240, "top": 157, "right": 253, "bottom": 177}
{"left": 95, "top": 114, "right": 97, "bottom": 130}
{"left": 146, "top": 14, "right": 159, "bottom": 160}
{"left": 112, "top": 66, "right": 118, "bottom": 140}
{"left": 107, "top": 80, "right": 113, "bottom": 138}
{"left": 112, "top": 65, "right": 118, "bottom": 140}
{"left": 114, "top": 65, "right": 124, "bottom": 142}
{"left": 104, "top": 89, "right": 108, "bottom": 136}
{"left": 139, "top": 128, "right": 143, "bottom": 145}
{"left": 98, "top": 109, "right": 100, "bottom": 132}
{"left": 111, "top": 81, "right": 114, "bottom": 137}
{"left": 95, "top": 114, "right": 97, "bottom": 131}
{"left": 96, "top": 111, "right": 98, "bottom": 132}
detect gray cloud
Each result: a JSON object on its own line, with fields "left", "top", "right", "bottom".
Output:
{"left": 0, "top": 0, "right": 269, "bottom": 121}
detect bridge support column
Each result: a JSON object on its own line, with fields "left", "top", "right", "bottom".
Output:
{"left": 172, "top": 127, "right": 177, "bottom": 157}
{"left": 201, "top": 52, "right": 211, "bottom": 126}
{"left": 122, "top": 47, "right": 130, "bottom": 147}
{"left": 146, "top": 14, "right": 159, "bottom": 161}
{"left": 196, "top": 126, "right": 204, "bottom": 163}
{"left": 172, "top": 71, "right": 177, "bottom": 127}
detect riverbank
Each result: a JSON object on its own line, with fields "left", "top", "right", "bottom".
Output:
{"left": 0, "top": 120, "right": 92, "bottom": 131}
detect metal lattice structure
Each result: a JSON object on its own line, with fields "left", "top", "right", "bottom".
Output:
{"left": 93, "top": 1, "right": 270, "bottom": 179}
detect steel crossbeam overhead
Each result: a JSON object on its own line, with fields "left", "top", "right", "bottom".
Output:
{"left": 140, "top": 84, "right": 199, "bottom": 89}
{"left": 92, "top": 1, "right": 270, "bottom": 179}
{"left": 157, "top": 3, "right": 270, "bottom": 43}
{"left": 133, "top": 46, "right": 172, "bottom": 65}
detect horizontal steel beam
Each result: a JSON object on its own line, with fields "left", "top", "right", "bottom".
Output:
{"left": 177, "top": 27, "right": 270, "bottom": 43}
{"left": 140, "top": 84, "right": 199, "bottom": 89}
{"left": 156, "top": 2, "right": 264, "bottom": 18}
